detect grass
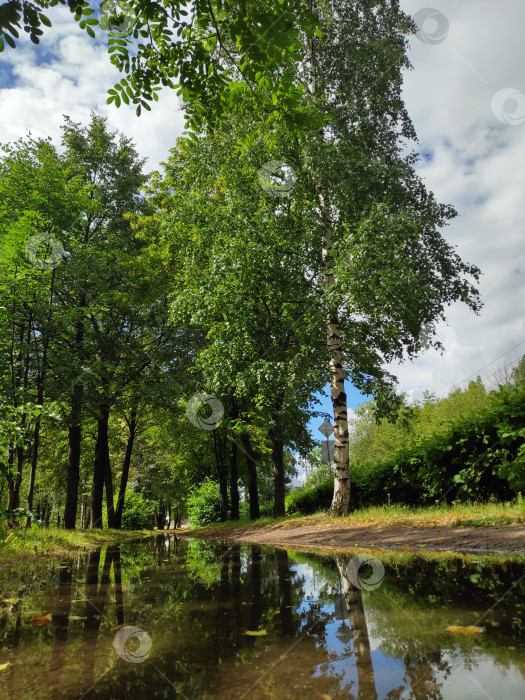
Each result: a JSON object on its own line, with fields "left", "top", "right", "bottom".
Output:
{"left": 0, "top": 526, "right": 153, "bottom": 564}
{"left": 187, "top": 500, "right": 525, "bottom": 535}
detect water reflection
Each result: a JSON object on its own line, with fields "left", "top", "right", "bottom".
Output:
{"left": 0, "top": 538, "right": 523, "bottom": 699}
{"left": 335, "top": 554, "right": 377, "bottom": 699}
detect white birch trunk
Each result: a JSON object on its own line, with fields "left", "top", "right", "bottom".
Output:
{"left": 321, "top": 201, "right": 351, "bottom": 515}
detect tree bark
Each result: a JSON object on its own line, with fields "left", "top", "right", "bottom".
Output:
{"left": 104, "top": 459, "right": 115, "bottom": 529}
{"left": 213, "top": 431, "right": 229, "bottom": 521}
{"left": 26, "top": 268, "right": 54, "bottom": 527}
{"left": 114, "top": 407, "right": 137, "bottom": 529}
{"left": 230, "top": 436, "right": 240, "bottom": 520}
{"left": 64, "top": 381, "right": 83, "bottom": 529}
{"left": 64, "top": 310, "right": 85, "bottom": 531}
{"left": 321, "top": 201, "right": 351, "bottom": 515}
{"left": 270, "top": 427, "right": 286, "bottom": 517}
{"left": 242, "top": 434, "right": 260, "bottom": 520}
{"left": 7, "top": 442, "right": 18, "bottom": 516}
{"left": 25, "top": 414, "right": 41, "bottom": 526}
{"left": 90, "top": 406, "right": 110, "bottom": 528}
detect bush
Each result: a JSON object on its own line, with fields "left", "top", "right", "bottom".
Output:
{"left": 348, "top": 381, "right": 525, "bottom": 507}
{"left": 187, "top": 480, "right": 222, "bottom": 528}
{"left": 121, "top": 489, "right": 155, "bottom": 530}
{"left": 286, "top": 478, "right": 334, "bottom": 515}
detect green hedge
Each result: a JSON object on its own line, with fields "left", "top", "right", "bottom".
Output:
{"left": 350, "top": 382, "right": 525, "bottom": 507}
{"left": 286, "top": 478, "right": 334, "bottom": 515}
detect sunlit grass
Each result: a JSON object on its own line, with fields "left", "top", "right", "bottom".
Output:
{"left": 187, "top": 500, "right": 525, "bottom": 535}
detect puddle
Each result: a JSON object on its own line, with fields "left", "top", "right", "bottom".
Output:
{"left": 0, "top": 536, "right": 523, "bottom": 698}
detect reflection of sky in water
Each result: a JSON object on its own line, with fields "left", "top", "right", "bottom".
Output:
{"left": 437, "top": 654, "right": 525, "bottom": 700}
{"left": 284, "top": 562, "right": 524, "bottom": 700}
{"left": 316, "top": 617, "right": 408, "bottom": 697}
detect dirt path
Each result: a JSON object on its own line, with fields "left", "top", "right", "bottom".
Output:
{"left": 181, "top": 521, "right": 525, "bottom": 554}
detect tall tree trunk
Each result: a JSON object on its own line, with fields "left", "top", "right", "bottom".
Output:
{"left": 90, "top": 406, "right": 110, "bottom": 528}
{"left": 321, "top": 202, "right": 351, "bottom": 515}
{"left": 270, "top": 427, "right": 285, "bottom": 517}
{"left": 64, "top": 381, "right": 83, "bottom": 529}
{"left": 229, "top": 399, "right": 240, "bottom": 519}
{"left": 25, "top": 413, "right": 41, "bottom": 527}
{"left": 114, "top": 406, "right": 137, "bottom": 529}
{"left": 7, "top": 442, "right": 18, "bottom": 521}
{"left": 213, "top": 431, "right": 229, "bottom": 521}
{"left": 241, "top": 434, "right": 260, "bottom": 520}
{"left": 9, "top": 315, "right": 31, "bottom": 521}
{"left": 104, "top": 459, "right": 115, "bottom": 528}
{"left": 27, "top": 269, "right": 54, "bottom": 527}
{"left": 230, "top": 436, "right": 240, "bottom": 520}
{"left": 64, "top": 309, "right": 85, "bottom": 530}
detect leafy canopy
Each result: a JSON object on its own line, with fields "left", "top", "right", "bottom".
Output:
{"left": 0, "top": 1, "right": 323, "bottom": 132}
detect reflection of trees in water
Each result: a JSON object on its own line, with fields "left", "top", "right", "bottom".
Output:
{"left": 49, "top": 559, "right": 73, "bottom": 685}
{"left": 334, "top": 554, "right": 377, "bottom": 700}
{"left": 1, "top": 541, "right": 523, "bottom": 699}
{"left": 81, "top": 546, "right": 116, "bottom": 691}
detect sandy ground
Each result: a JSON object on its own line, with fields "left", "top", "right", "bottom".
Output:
{"left": 180, "top": 520, "right": 525, "bottom": 554}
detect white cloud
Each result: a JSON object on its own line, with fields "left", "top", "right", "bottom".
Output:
{"left": 393, "top": 0, "right": 525, "bottom": 398}
{"left": 0, "top": 7, "right": 185, "bottom": 169}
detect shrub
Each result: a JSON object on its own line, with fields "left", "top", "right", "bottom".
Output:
{"left": 286, "top": 478, "right": 334, "bottom": 515}
{"left": 348, "top": 381, "right": 525, "bottom": 507}
{"left": 187, "top": 480, "right": 222, "bottom": 528}
{"left": 121, "top": 489, "right": 156, "bottom": 530}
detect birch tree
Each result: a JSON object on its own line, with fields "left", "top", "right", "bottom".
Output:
{"left": 296, "top": 0, "right": 481, "bottom": 514}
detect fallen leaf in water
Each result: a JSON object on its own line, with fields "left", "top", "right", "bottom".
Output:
{"left": 31, "top": 613, "right": 52, "bottom": 626}
{"left": 0, "top": 662, "right": 10, "bottom": 671}
{"left": 243, "top": 629, "right": 267, "bottom": 636}
{"left": 446, "top": 625, "right": 483, "bottom": 635}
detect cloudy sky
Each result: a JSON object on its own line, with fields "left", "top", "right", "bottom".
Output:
{"left": 1, "top": 0, "right": 524, "bottom": 431}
